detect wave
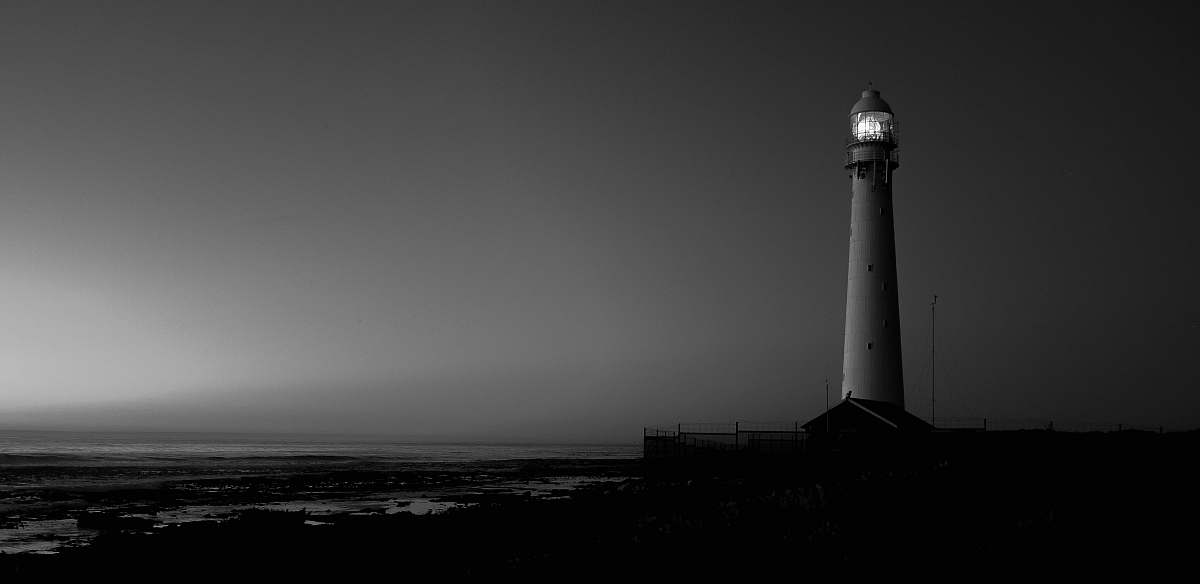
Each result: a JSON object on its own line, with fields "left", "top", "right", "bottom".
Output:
{"left": 0, "top": 436, "right": 641, "bottom": 470}
{"left": 196, "top": 454, "right": 370, "bottom": 462}
{"left": 0, "top": 453, "right": 94, "bottom": 466}
{"left": 0, "top": 452, "right": 387, "bottom": 468}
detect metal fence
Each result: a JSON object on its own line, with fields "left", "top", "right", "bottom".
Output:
{"left": 921, "top": 417, "right": 988, "bottom": 431}
{"left": 643, "top": 422, "right": 808, "bottom": 458}
{"left": 644, "top": 418, "right": 1170, "bottom": 458}
{"left": 938, "top": 418, "right": 1169, "bottom": 433}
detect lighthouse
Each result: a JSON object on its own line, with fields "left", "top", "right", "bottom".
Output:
{"left": 840, "top": 87, "right": 905, "bottom": 408}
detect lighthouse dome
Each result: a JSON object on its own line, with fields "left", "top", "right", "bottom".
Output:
{"left": 850, "top": 89, "right": 893, "bottom": 115}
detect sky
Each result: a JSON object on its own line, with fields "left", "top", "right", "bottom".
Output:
{"left": 0, "top": 1, "right": 1195, "bottom": 441}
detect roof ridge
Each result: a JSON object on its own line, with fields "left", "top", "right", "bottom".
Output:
{"left": 847, "top": 398, "right": 900, "bottom": 429}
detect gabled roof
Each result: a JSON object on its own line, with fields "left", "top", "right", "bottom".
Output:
{"left": 802, "top": 398, "right": 933, "bottom": 433}
{"left": 848, "top": 398, "right": 933, "bottom": 432}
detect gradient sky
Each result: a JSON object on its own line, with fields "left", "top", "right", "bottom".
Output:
{"left": 0, "top": 1, "right": 1195, "bottom": 440}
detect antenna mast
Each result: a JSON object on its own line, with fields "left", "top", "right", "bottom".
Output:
{"left": 825, "top": 378, "right": 830, "bottom": 434}
{"left": 931, "top": 294, "right": 938, "bottom": 428}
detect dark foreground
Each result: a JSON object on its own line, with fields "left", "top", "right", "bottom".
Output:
{"left": 3, "top": 430, "right": 1196, "bottom": 577}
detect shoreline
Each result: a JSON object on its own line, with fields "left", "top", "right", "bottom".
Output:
{"left": 4, "top": 431, "right": 1198, "bottom": 575}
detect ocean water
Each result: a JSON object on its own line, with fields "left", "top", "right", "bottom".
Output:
{"left": 0, "top": 430, "right": 639, "bottom": 467}
{"left": 0, "top": 430, "right": 641, "bottom": 554}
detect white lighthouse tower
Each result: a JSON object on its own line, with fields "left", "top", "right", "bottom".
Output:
{"left": 840, "top": 87, "right": 905, "bottom": 408}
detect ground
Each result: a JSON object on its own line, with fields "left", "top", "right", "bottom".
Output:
{"left": 2, "top": 430, "right": 1195, "bottom": 578}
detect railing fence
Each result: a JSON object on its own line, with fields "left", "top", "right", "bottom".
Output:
{"left": 644, "top": 417, "right": 1171, "bottom": 457}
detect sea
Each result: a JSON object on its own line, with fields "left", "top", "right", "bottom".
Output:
{"left": 0, "top": 430, "right": 641, "bottom": 554}
{"left": 0, "top": 430, "right": 639, "bottom": 467}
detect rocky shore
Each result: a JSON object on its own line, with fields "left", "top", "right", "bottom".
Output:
{"left": 3, "top": 430, "right": 1196, "bottom": 577}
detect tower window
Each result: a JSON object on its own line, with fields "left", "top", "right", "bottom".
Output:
{"left": 883, "top": 319, "right": 888, "bottom": 328}
{"left": 867, "top": 342, "right": 873, "bottom": 350}
{"left": 879, "top": 207, "right": 886, "bottom": 216}
{"left": 881, "top": 281, "right": 888, "bottom": 291}
{"left": 867, "top": 264, "right": 874, "bottom": 272}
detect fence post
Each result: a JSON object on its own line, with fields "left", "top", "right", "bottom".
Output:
{"left": 983, "top": 418, "right": 988, "bottom": 432}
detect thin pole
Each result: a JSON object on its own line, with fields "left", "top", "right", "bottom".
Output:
{"left": 825, "top": 378, "right": 830, "bottom": 434}
{"left": 931, "top": 294, "right": 938, "bottom": 429}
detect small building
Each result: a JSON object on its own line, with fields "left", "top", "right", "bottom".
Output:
{"left": 802, "top": 397, "right": 934, "bottom": 434}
